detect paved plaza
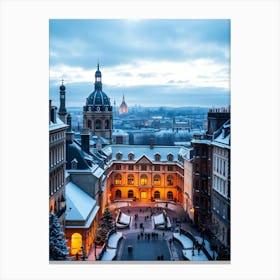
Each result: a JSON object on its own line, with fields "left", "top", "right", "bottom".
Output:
{"left": 108, "top": 201, "right": 200, "bottom": 261}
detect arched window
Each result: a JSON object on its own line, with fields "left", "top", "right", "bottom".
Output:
{"left": 167, "top": 153, "right": 173, "bottom": 161}
{"left": 87, "top": 119, "right": 92, "bottom": 129}
{"left": 154, "top": 153, "right": 161, "bottom": 161}
{"left": 167, "top": 175, "right": 173, "bottom": 186}
{"left": 115, "top": 189, "right": 122, "bottom": 199}
{"left": 71, "top": 233, "right": 83, "bottom": 255}
{"left": 127, "top": 174, "right": 134, "bottom": 185}
{"left": 95, "top": 119, "right": 101, "bottom": 129}
{"left": 153, "top": 174, "right": 161, "bottom": 186}
{"left": 105, "top": 119, "right": 110, "bottom": 129}
{"left": 167, "top": 191, "right": 173, "bottom": 200}
{"left": 128, "top": 152, "right": 134, "bottom": 160}
{"left": 140, "top": 174, "right": 148, "bottom": 185}
{"left": 128, "top": 190, "right": 134, "bottom": 198}
{"left": 154, "top": 191, "right": 160, "bottom": 199}
{"left": 114, "top": 174, "right": 122, "bottom": 185}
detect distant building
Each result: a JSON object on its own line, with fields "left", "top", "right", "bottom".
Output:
{"left": 112, "top": 129, "right": 129, "bottom": 145}
{"left": 49, "top": 100, "right": 68, "bottom": 230}
{"left": 119, "top": 94, "right": 128, "bottom": 114}
{"left": 83, "top": 64, "right": 113, "bottom": 143}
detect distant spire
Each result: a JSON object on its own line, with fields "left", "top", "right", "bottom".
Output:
{"left": 97, "top": 61, "right": 99, "bottom": 71}
{"left": 61, "top": 78, "right": 64, "bottom": 85}
{"left": 122, "top": 94, "right": 125, "bottom": 101}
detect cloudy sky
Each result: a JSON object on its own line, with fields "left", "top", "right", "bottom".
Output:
{"left": 49, "top": 19, "right": 230, "bottom": 108}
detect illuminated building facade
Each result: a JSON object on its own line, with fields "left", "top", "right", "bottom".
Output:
{"left": 104, "top": 144, "right": 185, "bottom": 203}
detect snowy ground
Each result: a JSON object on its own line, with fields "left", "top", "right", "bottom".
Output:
{"left": 173, "top": 232, "right": 209, "bottom": 261}
{"left": 101, "top": 248, "right": 117, "bottom": 261}
{"left": 195, "top": 236, "right": 218, "bottom": 259}
{"left": 182, "top": 249, "right": 208, "bottom": 261}
{"left": 107, "top": 232, "right": 123, "bottom": 249}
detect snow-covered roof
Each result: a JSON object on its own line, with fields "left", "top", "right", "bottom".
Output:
{"left": 109, "top": 145, "right": 186, "bottom": 162}
{"left": 153, "top": 213, "right": 165, "bottom": 225}
{"left": 65, "top": 181, "right": 98, "bottom": 226}
{"left": 93, "top": 166, "right": 104, "bottom": 178}
{"left": 49, "top": 117, "right": 68, "bottom": 131}
{"left": 113, "top": 129, "right": 129, "bottom": 136}
{"left": 102, "top": 145, "right": 112, "bottom": 156}
{"left": 212, "top": 121, "right": 230, "bottom": 149}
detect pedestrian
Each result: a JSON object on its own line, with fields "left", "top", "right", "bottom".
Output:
{"left": 137, "top": 234, "right": 140, "bottom": 240}
{"left": 162, "top": 232, "right": 165, "bottom": 237}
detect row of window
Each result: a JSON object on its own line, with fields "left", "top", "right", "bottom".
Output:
{"left": 115, "top": 164, "right": 174, "bottom": 172}
{"left": 213, "top": 155, "right": 227, "bottom": 177}
{"left": 116, "top": 152, "right": 174, "bottom": 161}
{"left": 114, "top": 173, "right": 174, "bottom": 186}
{"left": 213, "top": 175, "right": 228, "bottom": 198}
{"left": 214, "top": 146, "right": 228, "bottom": 158}
{"left": 212, "top": 196, "right": 228, "bottom": 220}
{"left": 115, "top": 189, "right": 174, "bottom": 200}
{"left": 50, "top": 131, "right": 65, "bottom": 143}
{"left": 49, "top": 168, "right": 65, "bottom": 196}
{"left": 87, "top": 119, "right": 110, "bottom": 130}
{"left": 50, "top": 143, "right": 65, "bottom": 168}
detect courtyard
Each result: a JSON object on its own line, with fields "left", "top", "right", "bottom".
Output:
{"left": 109, "top": 201, "right": 197, "bottom": 261}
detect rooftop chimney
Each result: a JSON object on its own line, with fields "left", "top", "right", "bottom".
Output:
{"left": 81, "top": 129, "right": 90, "bottom": 154}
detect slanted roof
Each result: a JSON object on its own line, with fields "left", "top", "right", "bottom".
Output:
{"left": 65, "top": 181, "right": 100, "bottom": 228}
{"left": 109, "top": 145, "right": 185, "bottom": 163}
{"left": 66, "top": 141, "right": 93, "bottom": 170}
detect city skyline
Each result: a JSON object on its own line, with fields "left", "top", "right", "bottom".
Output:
{"left": 49, "top": 19, "right": 230, "bottom": 108}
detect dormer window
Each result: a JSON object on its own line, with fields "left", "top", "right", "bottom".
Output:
{"left": 167, "top": 153, "right": 173, "bottom": 161}
{"left": 116, "top": 152, "right": 122, "bottom": 160}
{"left": 128, "top": 152, "right": 134, "bottom": 160}
{"left": 154, "top": 153, "right": 161, "bottom": 161}
{"left": 71, "top": 158, "right": 78, "bottom": 169}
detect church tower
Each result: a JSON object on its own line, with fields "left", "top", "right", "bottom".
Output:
{"left": 119, "top": 94, "right": 128, "bottom": 114}
{"left": 83, "top": 64, "right": 113, "bottom": 143}
{"left": 58, "top": 79, "right": 67, "bottom": 124}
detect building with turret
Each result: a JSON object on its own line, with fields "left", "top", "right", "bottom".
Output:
{"left": 83, "top": 64, "right": 113, "bottom": 143}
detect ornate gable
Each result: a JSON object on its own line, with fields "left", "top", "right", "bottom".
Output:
{"left": 135, "top": 155, "right": 152, "bottom": 165}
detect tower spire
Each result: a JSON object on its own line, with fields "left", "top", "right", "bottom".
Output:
{"left": 58, "top": 78, "right": 67, "bottom": 123}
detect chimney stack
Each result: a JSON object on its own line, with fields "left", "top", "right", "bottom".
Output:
{"left": 81, "top": 129, "right": 90, "bottom": 154}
